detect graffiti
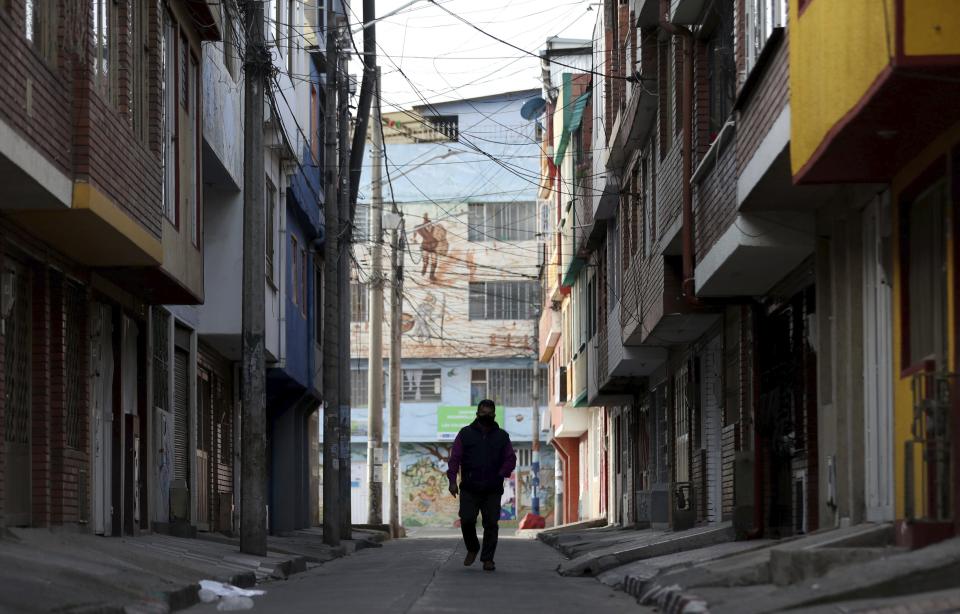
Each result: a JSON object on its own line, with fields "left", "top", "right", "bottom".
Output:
{"left": 413, "top": 213, "right": 449, "bottom": 282}
{"left": 488, "top": 332, "right": 534, "bottom": 351}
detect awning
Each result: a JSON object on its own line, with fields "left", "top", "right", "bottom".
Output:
{"left": 553, "top": 91, "right": 591, "bottom": 166}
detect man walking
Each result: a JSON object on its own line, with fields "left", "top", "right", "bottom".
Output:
{"left": 447, "top": 399, "right": 517, "bottom": 571}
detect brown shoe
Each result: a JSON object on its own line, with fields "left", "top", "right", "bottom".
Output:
{"left": 463, "top": 551, "right": 478, "bottom": 566}
{"left": 483, "top": 560, "right": 496, "bottom": 572}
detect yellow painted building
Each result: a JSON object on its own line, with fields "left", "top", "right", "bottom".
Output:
{"left": 790, "top": 0, "right": 960, "bottom": 544}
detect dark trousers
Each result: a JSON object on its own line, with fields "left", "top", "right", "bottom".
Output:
{"left": 459, "top": 487, "right": 501, "bottom": 562}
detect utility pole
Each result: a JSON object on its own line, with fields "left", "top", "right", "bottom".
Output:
{"left": 337, "top": 23, "right": 353, "bottom": 541}
{"left": 240, "top": 0, "right": 268, "bottom": 557}
{"left": 531, "top": 316, "right": 541, "bottom": 518}
{"left": 321, "top": 0, "right": 341, "bottom": 548}
{"left": 388, "top": 209, "right": 404, "bottom": 537}
{"left": 366, "top": 68, "right": 384, "bottom": 525}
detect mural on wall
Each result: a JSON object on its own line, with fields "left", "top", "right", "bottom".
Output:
{"left": 351, "top": 201, "right": 538, "bottom": 360}
{"left": 412, "top": 213, "right": 449, "bottom": 282}
{"left": 401, "top": 443, "right": 459, "bottom": 527}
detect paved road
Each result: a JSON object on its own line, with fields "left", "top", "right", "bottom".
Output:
{"left": 187, "top": 533, "right": 649, "bottom": 613}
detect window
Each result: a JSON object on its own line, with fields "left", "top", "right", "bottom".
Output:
{"left": 314, "top": 261, "right": 323, "bottom": 344}
{"left": 468, "top": 202, "right": 537, "bottom": 242}
{"left": 266, "top": 176, "right": 276, "bottom": 284}
{"left": 286, "top": 0, "right": 295, "bottom": 74}
{"left": 644, "top": 154, "right": 656, "bottom": 256}
{"left": 903, "top": 178, "right": 948, "bottom": 369}
{"left": 659, "top": 38, "right": 673, "bottom": 160}
{"left": 162, "top": 11, "right": 177, "bottom": 225}
{"left": 745, "top": 0, "right": 788, "bottom": 75}
{"left": 190, "top": 52, "right": 200, "bottom": 246}
{"left": 310, "top": 86, "right": 320, "bottom": 163}
{"left": 352, "top": 368, "right": 389, "bottom": 407}
{"left": 131, "top": 0, "right": 149, "bottom": 141}
{"left": 354, "top": 202, "right": 371, "bottom": 242}
{"left": 402, "top": 368, "right": 441, "bottom": 402}
{"left": 223, "top": 3, "right": 238, "bottom": 80}
{"left": 468, "top": 281, "right": 539, "bottom": 320}
{"left": 300, "top": 247, "right": 308, "bottom": 318}
{"left": 179, "top": 32, "right": 189, "bottom": 111}
{"left": 26, "top": 0, "right": 56, "bottom": 64}
{"left": 92, "top": 0, "right": 117, "bottom": 102}
{"left": 471, "top": 368, "right": 547, "bottom": 407}
{"left": 273, "top": 0, "right": 282, "bottom": 45}
{"left": 351, "top": 281, "right": 369, "bottom": 322}
{"left": 291, "top": 235, "right": 300, "bottom": 306}
{"left": 425, "top": 115, "right": 459, "bottom": 141}
{"left": 707, "top": 1, "right": 736, "bottom": 142}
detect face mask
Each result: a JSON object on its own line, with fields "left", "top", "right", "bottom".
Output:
{"left": 477, "top": 414, "right": 495, "bottom": 426}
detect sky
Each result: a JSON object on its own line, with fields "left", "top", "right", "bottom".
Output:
{"left": 347, "top": 0, "right": 599, "bottom": 111}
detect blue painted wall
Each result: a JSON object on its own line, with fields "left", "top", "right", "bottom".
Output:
{"left": 358, "top": 90, "right": 542, "bottom": 204}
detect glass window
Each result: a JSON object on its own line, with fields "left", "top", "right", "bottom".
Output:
{"left": 904, "top": 179, "right": 948, "bottom": 368}
{"left": 707, "top": 1, "right": 736, "bottom": 141}
{"left": 266, "top": 176, "right": 276, "bottom": 284}
{"left": 92, "top": 0, "right": 116, "bottom": 101}
{"left": 745, "top": 0, "right": 788, "bottom": 75}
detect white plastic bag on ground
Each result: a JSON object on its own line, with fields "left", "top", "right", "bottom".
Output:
{"left": 197, "top": 580, "right": 265, "bottom": 611}
{"left": 217, "top": 596, "right": 255, "bottom": 611}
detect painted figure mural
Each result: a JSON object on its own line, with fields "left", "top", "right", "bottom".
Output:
{"left": 413, "top": 213, "right": 448, "bottom": 282}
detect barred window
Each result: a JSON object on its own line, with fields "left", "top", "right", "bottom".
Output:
{"left": 425, "top": 115, "right": 459, "bottom": 141}
{"left": 351, "top": 282, "right": 368, "bottom": 322}
{"left": 351, "top": 368, "right": 389, "bottom": 407}
{"left": 402, "top": 368, "right": 441, "bottom": 402}
{"left": 471, "top": 368, "right": 547, "bottom": 407}
{"left": 468, "top": 202, "right": 537, "bottom": 242}
{"left": 468, "top": 281, "right": 539, "bottom": 320}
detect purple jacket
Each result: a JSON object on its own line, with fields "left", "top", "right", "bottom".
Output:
{"left": 447, "top": 420, "right": 517, "bottom": 493}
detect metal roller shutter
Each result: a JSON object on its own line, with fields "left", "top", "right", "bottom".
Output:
{"left": 173, "top": 348, "right": 189, "bottom": 483}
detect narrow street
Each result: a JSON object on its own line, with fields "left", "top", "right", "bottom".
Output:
{"left": 187, "top": 532, "right": 647, "bottom": 613}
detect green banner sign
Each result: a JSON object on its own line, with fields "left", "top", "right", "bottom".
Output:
{"left": 437, "top": 405, "right": 476, "bottom": 437}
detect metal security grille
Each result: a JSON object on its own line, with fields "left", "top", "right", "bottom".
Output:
{"left": 467, "top": 202, "right": 537, "bottom": 242}
{"left": 3, "top": 260, "right": 32, "bottom": 526}
{"left": 152, "top": 309, "right": 170, "bottom": 412}
{"left": 4, "top": 263, "right": 31, "bottom": 446}
{"left": 468, "top": 281, "right": 539, "bottom": 320}
{"left": 173, "top": 349, "right": 189, "bottom": 482}
{"left": 64, "top": 280, "right": 86, "bottom": 449}
{"left": 470, "top": 368, "right": 547, "bottom": 407}
{"left": 401, "top": 368, "right": 441, "bottom": 402}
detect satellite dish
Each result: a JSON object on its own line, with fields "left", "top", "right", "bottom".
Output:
{"left": 520, "top": 96, "right": 547, "bottom": 120}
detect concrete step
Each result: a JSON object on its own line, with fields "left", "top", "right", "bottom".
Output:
{"left": 769, "top": 546, "right": 907, "bottom": 586}
{"left": 558, "top": 522, "right": 736, "bottom": 577}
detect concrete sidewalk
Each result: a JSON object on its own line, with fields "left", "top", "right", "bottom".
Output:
{"left": 0, "top": 526, "right": 384, "bottom": 613}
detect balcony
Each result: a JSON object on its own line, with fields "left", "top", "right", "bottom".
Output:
{"left": 539, "top": 308, "right": 562, "bottom": 362}
{"left": 791, "top": 0, "right": 960, "bottom": 184}
{"left": 620, "top": 255, "right": 718, "bottom": 347}
{"left": 605, "top": 80, "right": 658, "bottom": 172}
